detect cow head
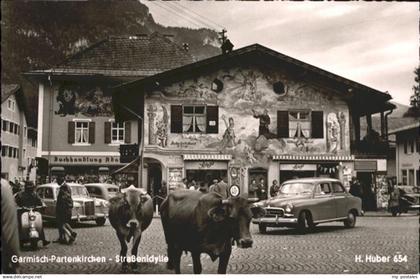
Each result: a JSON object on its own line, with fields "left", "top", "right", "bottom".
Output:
{"left": 121, "top": 185, "right": 148, "bottom": 230}
{"left": 207, "top": 195, "right": 265, "bottom": 248}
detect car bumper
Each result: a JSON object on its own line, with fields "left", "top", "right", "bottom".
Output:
{"left": 253, "top": 216, "right": 298, "bottom": 226}
{"left": 71, "top": 213, "right": 107, "bottom": 222}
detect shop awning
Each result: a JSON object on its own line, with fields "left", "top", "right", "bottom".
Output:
{"left": 183, "top": 154, "right": 232, "bottom": 161}
{"left": 272, "top": 155, "right": 354, "bottom": 161}
{"left": 112, "top": 157, "right": 140, "bottom": 175}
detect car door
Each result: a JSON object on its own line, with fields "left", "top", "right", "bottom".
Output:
{"left": 43, "top": 187, "right": 57, "bottom": 218}
{"left": 312, "top": 182, "right": 336, "bottom": 221}
{"left": 332, "top": 182, "right": 348, "bottom": 218}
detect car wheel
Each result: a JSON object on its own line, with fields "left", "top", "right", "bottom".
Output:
{"left": 95, "top": 217, "right": 106, "bottom": 226}
{"left": 297, "top": 211, "right": 312, "bottom": 234}
{"left": 258, "top": 224, "right": 267, "bottom": 234}
{"left": 344, "top": 211, "right": 356, "bottom": 228}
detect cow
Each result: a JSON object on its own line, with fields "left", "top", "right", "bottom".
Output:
{"left": 108, "top": 185, "right": 153, "bottom": 273}
{"left": 160, "top": 190, "right": 265, "bottom": 274}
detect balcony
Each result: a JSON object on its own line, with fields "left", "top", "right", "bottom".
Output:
{"left": 351, "top": 129, "right": 389, "bottom": 157}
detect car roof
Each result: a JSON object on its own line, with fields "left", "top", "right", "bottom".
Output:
{"left": 84, "top": 183, "right": 119, "bottom": 189}
{"left": 38, "top": 182, "right": 85, "bottom": 188}
{"left": 282, "top": 177, "right": 341, "bottom": 184}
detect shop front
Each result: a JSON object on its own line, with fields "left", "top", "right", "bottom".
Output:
{"left": 46, "top": 154, "right": 124, "bottom": 183}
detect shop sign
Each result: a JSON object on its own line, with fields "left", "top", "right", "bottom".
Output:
{"left": 280, "top": 164, "right": 317, "bottom": 171}
{"left": 354, "top": 160, "right": 377, "bottom": 171}
{"left": 168, "top": 167, "right": 183, "bottom": 189}
{"left": 185, "top": 161, "right": 228, "bottom": 170}
{"left": 52, "top": 156, "right": 121, "bottom": 165}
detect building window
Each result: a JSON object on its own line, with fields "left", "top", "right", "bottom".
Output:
{"left": 1, "top": 145, "right": 7, "bottom": 157}
{"left": 9, "top": 122, "right": 14, "bottom": 133}
{"left": 409, "top": 140, "right": 415, "bottom": 154}
{"left": 75, "top": 121, "right": 89, "bottom": 144}
{"left": 111, "top": 122, "right": 125, "bottom": 143}
{"left": 24, "top": 126, "right": 27, "bottom": 138}
{"left": 289, "top": 111, "right": 311, "bottom": 138}
{"left": 408, "top": 169, "right": 414, "bottom": 186}
{"left": 416, "top": 170, "right": 420, "bottom": 186}
{"left": 7, "top": 99, "right": 15, "bottom": 111}
{"left": 2, "top": 120, "right": 7, "bottom": 132}
{"left": 401, "top": 169, "right": 408, "bottom": 185}
{"left": 183, "top": 106, "right": 206, "bottom": 133}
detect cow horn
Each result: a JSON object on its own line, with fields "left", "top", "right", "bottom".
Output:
{"left": 221, "top": 199, "right": 230, "bottom": 205}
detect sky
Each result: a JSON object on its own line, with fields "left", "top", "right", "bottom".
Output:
{"left": 144, "top": 1, "right": 418, "bottom": 105}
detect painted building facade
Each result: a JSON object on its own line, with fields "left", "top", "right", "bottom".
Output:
{"left": 1, "top": 84, "right": 37, "bottom": 182}
{"left": 114, "top": 44, "right": 394, "bottom": 204}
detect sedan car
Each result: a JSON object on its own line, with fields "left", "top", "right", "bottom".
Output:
{"left": 36, "top": 183, "right": 108, "bottom": 226}
{"left": 252, "top": 178, "right": 362, "bottom": 233}
{"left": 84, "top": 183, "right": 120, "bottom": 201}
{"left": 397, "top": 186, "right": 420, "bottom": 211}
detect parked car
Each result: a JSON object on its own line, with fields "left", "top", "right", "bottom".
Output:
{"left": 36, "top": 183, "right": 108, "bottom": 226}
{"left": 396, "top": 185, "right": 420, "bottom": 212}
{"left": 85, "top": 183, "right": 120, "bottom": 201}
{"left": 252, "top": 178, "right": 362, "bottom": 234}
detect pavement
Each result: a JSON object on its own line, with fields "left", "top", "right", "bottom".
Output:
{"left": 17, "top": 214, "right": 419, "bottom": 274}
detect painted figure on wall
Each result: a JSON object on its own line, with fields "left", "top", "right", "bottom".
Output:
{"left": 147, "top": 105, "right": 157, "bottom": 145}
{"left": 252, "top": 108, "right": 272, "bottom": 138}
{"left": 327, "top": 113, "right": 340, "bottom": 153}
{"left": 221, "top": 114, "right": 237, "bottom": 149}
{"left": 156, "top": 106, "right": 169, "bottom": 148}
{"left": 55, "top": 87, "right": 76, "bottom": 116}
{"left": 338, "top": 112, "right": 346, "bottom": 151}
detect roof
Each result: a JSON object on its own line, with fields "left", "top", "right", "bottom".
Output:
{"left": 1, "top": 84, "right": 30, "bottom": 120}
{"left": 1, "top": 84, "right": 20, "bottom": 103}
{"left": 24, "top": 32, "right": 194, "bottom": 78}
{"left": 282, "top": 178, "right": 341, "bottom": 184}
{"left": 113, "top": 43, "right": 394, "bottom": 117}
{"left": 388, "top": 121, "right": 420, "bottom": 134}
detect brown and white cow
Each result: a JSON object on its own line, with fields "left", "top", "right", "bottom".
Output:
{"left": 160, "top": 190, "right": 265, "bottom": 274}
{"left": 108, "top": 185, "right": 153, "bottom": 272}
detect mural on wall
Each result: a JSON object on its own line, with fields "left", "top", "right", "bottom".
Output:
{"left": 156, "top": 106, "right": 169, "bottom": 148}
{"left": 55, "top": 85, "right": 113, "bottom": 117}
{"left": 147, "top": 105, "right": 157, "bottom": 145}
{"left": 145, "top": 66, "right": 351, "bottom": 168}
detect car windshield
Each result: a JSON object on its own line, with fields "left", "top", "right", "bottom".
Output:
{"left": 71, "top": 186, "right": 90, "bottom": 197}
{"left": 279, "top": 183, "right": 314, "bottom": 195}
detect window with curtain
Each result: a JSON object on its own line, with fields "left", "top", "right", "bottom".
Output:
{"left": 289, "top": 111, "right": 311, "bottom": 138}
{"left": 183, "top": 106, "right": 206, "bottom": 133}
{"left": 75, "top": 121, "right": 89, "bottom": 144}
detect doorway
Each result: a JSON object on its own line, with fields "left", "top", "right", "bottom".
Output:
{"left": 249, "top": 167, "right": 268, "bottom": 199}
{"left": 144, "top": 158, "right": 163, "bottom": 209}
{"left": 357, "top": 172, "right": 377, "bottom": 211}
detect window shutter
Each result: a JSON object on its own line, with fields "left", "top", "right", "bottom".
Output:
{"left": 277, "top": 111, "right": 289, "bottom": 138}
{"left": 311, "top": 111, "right": 324, "bottom": 139}
{"left": 170, "top": 105, "right": 183, "bottom": 133}
{"left": 206, "top": 106, "right": 219, "bottom": 134}
{"left": 88, "top": 122, "right": 95, "bottom": 144}
{"left": 104, "top": 122, "right": 111, "bottom": 144}
{"left": 68, "top": 122, "right": 75, "bottom": 144}
{"left": 124, "top": 121, "right": 131, "bottom": 143}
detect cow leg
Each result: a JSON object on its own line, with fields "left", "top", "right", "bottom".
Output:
{"left": 173, "top": 248, "right": 183, "bottom": 274}
{"left": 217, "top": 243, "right": 232, "bottom": 274}
{"left": 166, "top": 243, "right": 174, "bottom": 270}
{"left": 130, "top": 231, "right": 142, "bottom": 272}
{"left": 191, "top": 252, "right": 202, "bottom": 274}
{"left": 116, "top": 232, "right": 129, "bottom": 273}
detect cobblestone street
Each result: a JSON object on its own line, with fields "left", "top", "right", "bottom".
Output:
{"left": 19, "top": 214, "right": 419, "bottom": 274}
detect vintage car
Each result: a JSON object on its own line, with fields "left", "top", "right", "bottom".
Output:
{"left": 85, "top": 183, "right": 120, "bottom": 201}
{"left": 36, "top": 183, "right": 108, "bottom": 226}
{"left": 252, "top": 178, "right": 362, "bottom": 233}
{"left": 397, "top": 185, "right": 420, "bottom": 211}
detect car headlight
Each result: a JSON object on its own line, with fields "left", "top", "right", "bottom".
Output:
{"left": 285, "top": 203, "right": 294, "bottom": 213}
{"left": 94, "top": 200, "right": 101, "bottom": 207}
{"left": 102, "top": 200, "right": 109, "bottom": 207}
{"left": 73, "top": 202, "right": 82, "bottom": 208}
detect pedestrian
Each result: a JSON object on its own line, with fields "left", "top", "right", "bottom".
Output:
{"left": 178, "top": 178, "right": 188, "bottom": 190}
{"left": 159, "top": 180, "right": 168, "bottom": 198}
{"left": 349, "top": 177, "right": 362, "bottom": 198}
{"left": 198, "top": 182, "right": 209, "bottom": 194}
{"left": 188, "top": 179, "right": 197, "bottom": 190}
{"left": 269, "top": 179, "right": 280, "bottom": 197}
{"left": 15, "top": 181, "right": 50, "bottom": 247}
{"left": 1, "top": 179, "right": 20, "bottom": 274}
{"left": 55, "top": 175, "right": 77, "bottom": 244}
{"left": 211, "top": 177, "right": 229, "bottom": 199}
{"left": 209, "top": 179, "right": 219, "bottom": 193}
{"left": 388, "top": 186, "right": 401, "bottom": 217}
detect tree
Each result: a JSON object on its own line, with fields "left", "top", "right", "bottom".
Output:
{"left": 403, "top": 67, "right": 420, "bottom": 117}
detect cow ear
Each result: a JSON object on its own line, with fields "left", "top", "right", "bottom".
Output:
{"left": 208, "top": 206, "right": 227, "bottom": 222}
{"left": 250, "top": 206, "right": 266, "bottom": 219}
